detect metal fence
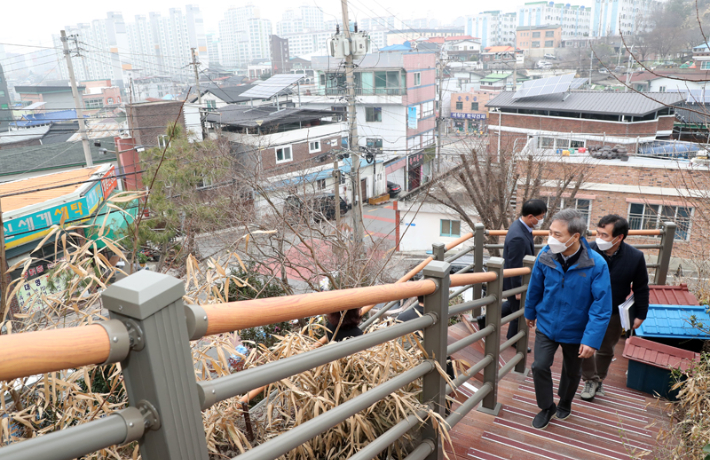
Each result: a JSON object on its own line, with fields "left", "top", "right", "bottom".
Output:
{"left": 0, "top": 222, "right": 677, "bottom": 460}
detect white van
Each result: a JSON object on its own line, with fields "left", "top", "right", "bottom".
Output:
{"left": 536, "top": 60, "right": 553, "bottom": 69}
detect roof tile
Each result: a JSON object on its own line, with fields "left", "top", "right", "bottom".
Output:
{"left": 648, "top": 284, "right": 699, "bottom": 306}
{"left": 623, "top": 336, "right": 700, "bottom": 371}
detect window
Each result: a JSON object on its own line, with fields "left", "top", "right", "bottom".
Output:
{"left": 471, "top": 102, "right": 479, "bottom": 111}
{"left": 702, "top": 61, "right": 710, "bottom": 70}
{"left": 0, "top": 104, "right": 7, "bottom": 110}
{"left": 545, "top": 31, "right": 555, "bottom": 37}
{"left": 85, "top": 98, "right": 103, "bottom": 109}
{"left": 658, "top": 86, "right": 666, "bottom": 92}
{"left": 456, "top": 101, "right": 463, "bottom": 110}
{"left": 206, "top": 100, "right": 217, "bottom": 111}
{"left": 628, "top": 203, "right": 692, "bottom": 240}
{"left": 0, "top": 90, "right": 4, "bottom": 97}
{"left": 532, "top": 41, "right": 541, "bottom": 48}
{"left": 366, "top": 107, "right": 382, "bottom": 122}
{"left": 309, "top": 140, "right": 321, "bottom": 153}
{"left": 316, "top": 178, "right": 326, "bottom": 190}
{"left": 320, "top": 74, "right": 326, "bottom": 85}
{"left": 422, "top": 100, "right": 434, "bottom": 117}
{"left": 545, "top": 40, "right": 554, "bottom": 47}
{"left": 545, "top": 197, "right": 592, "bottom": 228}
{"left": 413, "top": 72, "right": 421, "bottom": 86}
{"left": 157, "top": 134, "right": 169, "bottom": 149}
{"left": 276, "top": 146, "right": 292, "bottom": 163}
{"left": 366, "top": 138, "right": 383, "bottom": 148}
{"left": 107, "top": 98, "right": 113, "bottom": 104}
{"left": 440, "top": 219, "right": 461, "bottom": 237}
{"left": 532, "top": 32, "right": 541, "bottom": 38}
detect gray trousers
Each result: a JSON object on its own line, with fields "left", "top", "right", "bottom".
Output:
{"left": 531, "top": 330, "right": 583, "bottom": 410}
{"left": 581, "top": 313, "right": 624, "bottom": 382}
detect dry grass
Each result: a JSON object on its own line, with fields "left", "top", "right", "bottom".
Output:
{"left": 1, "top": 213, "right": 448, "bottom": 459}
{"left": 656, "top": 354, "right": 710, "bottom": 459}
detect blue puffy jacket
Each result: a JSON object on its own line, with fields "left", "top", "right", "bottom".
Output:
{"left": 524, "top": 237, "right": 612, "bottom": 350}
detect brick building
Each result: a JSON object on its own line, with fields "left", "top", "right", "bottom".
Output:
{"left": 125, "top": 100, "right": 188, "bottom": 148}
{"left": 450, "top": 91, "right": 496, "bottom": 133}
{"left": 530, "top": 153, "right": 710, "bottom": 263}
{"left": 515, "top": 25, "right": 562, "bottom": 58}
{"left": 486, "top": 91, "right": 684, "bottom": 154}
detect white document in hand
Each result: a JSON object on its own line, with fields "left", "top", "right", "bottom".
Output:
{"left": 618, "top": 294, "right": 635, "bottom": 331}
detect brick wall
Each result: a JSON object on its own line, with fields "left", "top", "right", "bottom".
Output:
{"left": 259, "top": 135, "right": 342, "bottom": 172}
{"left": 499, "top": 113, "right": 661, "bottom": 137}
{"left": 126, "top": 101, "right": 187, "bottom": 147}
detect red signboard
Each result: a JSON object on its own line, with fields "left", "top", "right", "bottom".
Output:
{"left": 101, "top": 166, "right": 118, "bottom": 199}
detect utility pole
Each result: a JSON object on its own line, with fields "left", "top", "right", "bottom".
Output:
{"left": 589, "top": 48, "right": 593, "bottom": 85}
{"left": 436, "top": 57, "right": 446, "bottom": 174}
{"left": 61, "top": 30, "right": 92, "bottom": 167}
{"left": 333, "top": 155, "right": 341, "bottom": 227}
{"left": 340, "top": 0, "right": 364, "bottom": 244}
{"left": 191, "top": 48, "right": 203, "bottom": 105}
{"left": 512, "top": 51, "right": 518, "bottom": 91}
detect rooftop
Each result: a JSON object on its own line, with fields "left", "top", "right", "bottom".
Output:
{"left": 14, "top": 85, "right": 85, "bottom": 94}
{"left": 648, "top": 284, "right": 700, "bottom": 306}
{"left": 516, "top": 25, "right": 562, "bottom": 31}
{"left": 482, "top": 46, "right": 518, "bottom": 54}
{"left": 205, "top": 106, "right": 337, "bottom": 129}
{"left": 0, "top": 166, "right": 103, "bottom": 213}
{"left": 0, "top": 136, "right": 115, "bottom": 177}
{"left": 486, "top": 91, "right": 684, "bottom": 116}
{"left": 628, "top": 70, "right": 710, "bottom": 83}
{"left": 196, "top": 84, "right": 292, "bottom": 104}
{"left": 11, "top": 110, "right": 81, "bottom": 128}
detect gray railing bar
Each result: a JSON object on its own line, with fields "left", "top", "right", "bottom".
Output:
{"left": 0, "top": 409, "right": 145, "bottom": 460}
{"left": 348, "top": 409, "right": 429, "bottom": 460}
{"left": 499, "top": 330, "right": 526, "bottom": 353}
{"left": 232, "top": 361, "right": 435, "bottom": 460}
{"left": 449, "top": 284, "right": 474, "bottom": 300}
{"left": 534, "top": 244, "right": 545, "bottom": 249}
{"left": 646, "top": 263, "right": 660, "bottom": 269}
{"left": 445, "top": 382, "right": 493, "bottom": 428}
{"left": 501, "top": 308, "right": 525, "bottom": 326}
{"left": 501, "top": 285, "right": 528, "bottom": 299}
{"left": 445, "top": 355, "right": 494, "bottom": 394}
{"left": 631, "top": 244, "right": 663, "bottom": 249}
{"left": 199, "top": 315, "right": 435, "bottom": 410}
{"left": 360, "top": 299, "right": 401, "bottom": 329}
{"left": 447, "top": 325, "right": 495, "bottom": 355}
{"left": 400, "top": 439, "right": 436, "bottom": 460}
{"left": 444, "top": 245, "right": 475, "bottom": 263}
{"left": 498, "top": 352, "right": 525, "bottom": 379}
{"left": 454, "top": 262, "right": 476, "bottom": 274}
{"left": 484, "top": 244, "right": 504, "bottom": 250}
{"left": 448, "top": 295, "right": 496, "bottom": 317}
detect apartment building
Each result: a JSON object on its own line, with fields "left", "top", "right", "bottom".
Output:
{"left": 467, "top": 11, "right": 517, "bottom": 48}
{"left": 517, "top": 2, "right": 591, "bottom": 41}
{"left": 591, "top": 0, "right": 661, "bottom": 37}
{"left": 219, "top": 5, "right": 272, "bottom": 67}
{"left": 516, "top": 25, "right": 563, "bottom": 57}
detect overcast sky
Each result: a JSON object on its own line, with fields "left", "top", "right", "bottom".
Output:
{"left": 0, "top": 0, "right": 560, "bottom": 53}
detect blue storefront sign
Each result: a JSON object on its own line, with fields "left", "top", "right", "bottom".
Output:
{"left": 451, "top": 112, "right": 486, "bottom": 120}
{"left": 3, "top": 181, "right": 105, "bottom": 249}
{"left": 408, "top": 106, "right": 418, "bottom": 129}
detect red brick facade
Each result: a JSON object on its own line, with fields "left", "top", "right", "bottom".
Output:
{"left": 260, "top": 135, "right": 343, "bottom": 172}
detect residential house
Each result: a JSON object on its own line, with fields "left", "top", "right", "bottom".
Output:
{"left": 194, "top": 84, "right": 292, "bottom": 111}
{"left": 480, "top": 46, "right": 524, "bottom": 70}
{"left": 485, "top": 90, "right": 684, "bottom": 154}
{"left": 15, "top": 85, "right": 86, "bottom": 111}
{"left": 450, "top": 91, "right": 496, "bottom": 133}
{"left": 125, "top": 100, "right": 201, "bottom": 148}
{"left": 0, "top": 122, "right": 79, "bottom": 150}
{"left": 80, "top": 80, "right": 122, "bottom": 113}
{"left": 516, "top": 25, "right": 563, "bottom": 58}
{"left": 270, "top": 35, "right": 292, "bottom": 75}
{"left": 628, "top": 70, "right": 710, "bottom": 93}
{"left": 304, "top": 47, "right": 438, "bottom": 192}
{"left": 422, "top": 36, "right": 481, "bottom": 62}
{"left": 132, "top": 76, "right": 181, "bottom": 101}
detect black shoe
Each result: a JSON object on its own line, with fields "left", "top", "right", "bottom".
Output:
{"left": 476, "top": 315, "right": 486, "bottom": 330}
{"left": 532, "top": 404, "right": 556, "bottom": 429}
{"left": 555, "top": 401, "right": 571, "bottom": 421}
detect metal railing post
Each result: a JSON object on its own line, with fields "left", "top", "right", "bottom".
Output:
{"left": 478, "top": 257, "right": 504, "bottom": 416}
{"left": 654, "top": 221, "right": 676, "bottom": 285}
{"left": 432, "top": 243, "right": 446, "bottom": 262}
{"left": 101, "top": 271, "right": 209, "bottom": 460}
{"left": 472, "top": 223, "right": 486, "bottom": 312}
{"left": 514, "top": 256, "right": 536, "bottom": 375}
{"left": 421, "top": 260, "right": 451, "bottom": 460}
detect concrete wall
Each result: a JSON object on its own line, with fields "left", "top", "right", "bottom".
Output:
{"left": 398, "top": 200, "right": 475, "bottom": 252}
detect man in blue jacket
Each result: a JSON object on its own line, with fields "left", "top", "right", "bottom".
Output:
{"left": 525, "top": 208, "right": 612, "bottom": 429}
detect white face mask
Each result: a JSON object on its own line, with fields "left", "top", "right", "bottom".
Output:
{"left": 596, "top": 236, "right": 619, "bottom": 251}
{"left": 547, "top": 235, "right": 575, "bottom": 254}
{"left": 533, "top": 219, "right": 543, "bottom": 230}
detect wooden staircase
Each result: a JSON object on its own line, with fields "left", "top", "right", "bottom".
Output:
{"left": 445, "top": 321, "right": 670, "bottom": 460}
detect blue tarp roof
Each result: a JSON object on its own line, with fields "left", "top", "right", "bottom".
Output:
{"left": 636, "top": 304, "right": 710, "bottom": 339}
{"left": 380, "top": 41, "right": 413, "bottom": 51}
{"left": 267, "top": 157, "right": 382, "bottom": 191}
{"left": 10, "top": 110, "right": 81, "bottom": 128}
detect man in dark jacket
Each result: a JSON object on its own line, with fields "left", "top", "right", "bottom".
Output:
{"left": 581, "top": 215, "right": 649, "bottom": 401}
{"left": 525, "top": 209, "right": 612, "bottom": 429}
{"left": 477, "top": 199, "right": 547, "bottom": 342}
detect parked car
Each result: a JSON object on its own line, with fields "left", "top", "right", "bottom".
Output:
{"left": 543, "top": 53, "right": 556, "bottom": 60}
{"left": 284, "top": 194, "right": 350, "bottom": 222}
{"left": 598, "top": 67, "right": 609, "bottom": 74}
{"left": 536, "top": 60, "right": 553, "bottom": 69}
{"left": 387, "top": 181, "right": 402, "bottom": 197}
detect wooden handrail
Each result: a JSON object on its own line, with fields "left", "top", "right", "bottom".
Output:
{"left": 203, "top": 279, "right": 439, "bottom": 336}
{"left": 0, "top": 325, "right": 110, "bottom": 382}
{"left": 503, "top": 267, "right": 531, "bottom": 278}
{"left": 488, "top": 229, "right": 663, "bottom": 237}
{"left": 450, "top": 272, "right": 497, "bottom": 287}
